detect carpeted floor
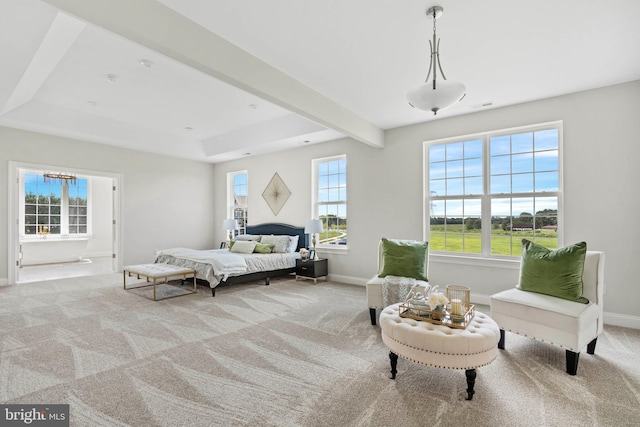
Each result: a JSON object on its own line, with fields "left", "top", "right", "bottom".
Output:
{"left": 1, "top": 274, "right": 639, "bottom": 426}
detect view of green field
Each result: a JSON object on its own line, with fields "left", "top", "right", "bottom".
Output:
{"left": 429, "top": 224, "right": 557, "bottom": 256}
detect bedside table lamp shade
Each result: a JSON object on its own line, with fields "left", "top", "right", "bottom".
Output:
{"left": 305, "top": 219, "right": 324, "bottom": 258}
{"left": 223, "top": 219, "right": 238, "bottom": 241}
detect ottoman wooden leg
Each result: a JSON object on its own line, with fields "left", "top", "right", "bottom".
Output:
{"left": 465, "top": 369, "right": 476, "bottom": 400}
{"left": 389, "top": 351, "right": 398, "bottom": 379}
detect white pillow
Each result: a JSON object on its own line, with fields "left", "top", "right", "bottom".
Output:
{"left": 230, "top": 240, "right": 257, "bottom": 254}
{"left": 260, "top": 235, "right": 290, "bottom": 253}
{"left": 234, "top": 234, "right": 261, "bottom": 242}
{"left": 287, "top": 235, "right": 299, "bottom": 253}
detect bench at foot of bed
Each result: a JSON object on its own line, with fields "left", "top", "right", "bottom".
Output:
{"left": 123, "top": 263, "right": 196, "bottom": 301}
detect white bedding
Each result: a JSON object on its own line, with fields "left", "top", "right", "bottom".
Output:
{"left": 154, "top": 248, "right": 299, "bottom": 287}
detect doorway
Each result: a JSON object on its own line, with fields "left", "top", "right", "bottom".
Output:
{"left": 8, "top": 162, "right": 122, "bottom": 284}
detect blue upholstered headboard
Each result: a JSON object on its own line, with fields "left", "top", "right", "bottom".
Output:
{"left": 246, "top": 223, "right": 308, "bottom": 252}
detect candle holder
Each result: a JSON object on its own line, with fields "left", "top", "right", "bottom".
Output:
{"left": 446, "top": 284, "right": 470, "bottom": 320}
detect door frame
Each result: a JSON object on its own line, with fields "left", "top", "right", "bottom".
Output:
{"left": 7, "top": 161, "right": 123, "bottom": 284}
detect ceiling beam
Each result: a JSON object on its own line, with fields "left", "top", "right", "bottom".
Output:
{"left": 41, "top": 0, "right": 384, "bottom": 149}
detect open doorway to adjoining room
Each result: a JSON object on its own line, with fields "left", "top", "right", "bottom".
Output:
{"left": 8, "top": 162, "right": 122, "bottom": 284}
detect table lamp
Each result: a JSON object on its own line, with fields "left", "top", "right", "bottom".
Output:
{"left": 223, "top": 219, "right": 238, "bottom": 241}
{"left": 304, "top": 219, "right": 324, "bottom": 259}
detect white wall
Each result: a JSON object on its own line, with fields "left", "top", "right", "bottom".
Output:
{"left": 84, "top": 175, "right": 114, "bottom": 258}
{"left": 1, "top": 127, "right": 216, "bottom": 283}
{"left": 212, "top": 81, "right": 640, "bottom": 327}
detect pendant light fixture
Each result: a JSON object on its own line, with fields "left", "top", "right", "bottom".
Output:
{"left": 407, "top": 6, "right": 466, "bottom": 115}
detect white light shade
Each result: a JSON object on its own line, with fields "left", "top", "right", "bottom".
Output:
{"left": 407, "top": 80, "right": 466, "bottom": 115}
{"left": 222, "top": 219, "right": 238, "bottom": 231}
{"left": 304, "top": 219, "right": 324, "bottom": 234}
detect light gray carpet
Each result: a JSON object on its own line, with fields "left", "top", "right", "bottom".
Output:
{"left": 1, "top": 274, "right": 639, "bottom": 426}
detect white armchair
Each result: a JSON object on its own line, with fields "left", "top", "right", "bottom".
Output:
{"left": 490, "top": 250, "right": 605, "bottom": 375}
{"left": 366, "top": 239, "right": 429, "bottom": 325}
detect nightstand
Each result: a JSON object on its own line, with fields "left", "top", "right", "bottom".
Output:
{"left": 295, "top": 258, "right": 328, "bottom": 284}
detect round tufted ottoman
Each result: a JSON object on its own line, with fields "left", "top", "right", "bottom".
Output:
{"left": 379, "top": 302, "right": 500, "bottom": 400}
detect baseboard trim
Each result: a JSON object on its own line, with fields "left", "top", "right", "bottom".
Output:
{"left": 0, "top": 278, "right": 7, "bottom": 286}
{"left": 328, "top": 274, "right": 366, "bottom": 286}
{"left": 603, "top": 312, "right": 640, "bottom": 329}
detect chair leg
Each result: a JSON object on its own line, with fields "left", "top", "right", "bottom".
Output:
{"left": 586, "top": 337, "right": 597, "bottom": 355}
{"left": 566, "top": 350, "right": 579, "bottom": 375}
{"left": 498, "top": 329, "right": 505, "bottom": 349}
{"left": 369, "top": 308, "right": 377, "bottom": 326}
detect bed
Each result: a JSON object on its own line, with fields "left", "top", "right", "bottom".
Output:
{"left": 154, "top": 223, "right": 308, "bottom": 296}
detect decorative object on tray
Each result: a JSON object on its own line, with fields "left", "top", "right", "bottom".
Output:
{"left": 446, "top": 284, "right": 470, "bottom": 322}
{"left": 382, "top": 276, "right": 417, "bottom": 307}
{"left": 262, "top": 172, "right": 291, "bottom": 215}
{"left": 400, "top": 283, "right": 475, "bottom": 329}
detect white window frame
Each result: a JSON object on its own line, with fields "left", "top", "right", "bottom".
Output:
{"left": 312, "top": 154, "right": 348, "bottom": 252}
{"left": 424, "top": 121, "right": 563, "bottom": 262}
{"left": 227, "top": 170, "right": 248, "bottom": 236}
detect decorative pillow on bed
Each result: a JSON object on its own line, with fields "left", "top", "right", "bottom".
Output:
{"left": 260, "top": 235, "right": 290, "bottom": 253}
{"left": 287, "top": 235, "right": 299, "bottom": 253}
{"left": 230, "top": 240, "right": 257, "bottom": 254}
{"left": 517, "top": 239, "right": 588, "bottom": 303}
{"left": 234, "top": 234, "right": 261, "bottom": 242}
{"left": 253, "top": 243, "right": 274, "bottom": 254}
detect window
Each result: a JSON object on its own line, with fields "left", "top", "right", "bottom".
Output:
{"left": 23, "top": 173, "right": 88, "bottom": 236}
{"left": 426, "top": 122, "right": 561, "bottom": 257}
{"left": 313, "top": 155, "right": 347, "bottom": 246}
{"left": 228, "top": 171, "right": 248, "bottom": 235}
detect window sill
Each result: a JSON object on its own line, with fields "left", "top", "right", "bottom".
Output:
{"left": 20, "top": 235, "right": 90, "bottom": 243}
{"left": 316, "top": 245, "right": 349, "bottom": 256}
{"left": 429, "top": 253, "right": 520, "bottom": 270}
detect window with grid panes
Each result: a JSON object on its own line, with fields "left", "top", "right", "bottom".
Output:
{"left": 23, "top": 173, "right": 88, "bottom": 236}
{"left": 228, "top": 171, "right": 248, "bottom": 235}
{"left": 313, "top": 155, "right": 347, "bottom": 246}
{"left": 426, "top": 122, "right": 561, "bottom": 257}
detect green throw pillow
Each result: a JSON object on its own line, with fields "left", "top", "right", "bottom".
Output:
{"left": 378, "top": 238, "right": 428, "bottom": 281}
{"left": 518, "top": 239, "right": 588, "bottom": 303}
{"left": 230, "top": 240, "right": 257, "bottom": 254}
{"left": 253, "top": 243, "right": 274, "bottom": 254}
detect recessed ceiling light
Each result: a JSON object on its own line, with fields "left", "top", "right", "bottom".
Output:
{"left": 248, "top": 104, "right": 257, "bottom": 110}
{"left": 140, "top": 59, "right": 154, "bottom": 68}
{"left": 303, "top": 140, "right": 311, "bottom": 144}
{"left": 184, "top": 127, "right": 193, "bottom": 132}
{"left": 87, "top": 101, "right": 98, "bottom": 107}
{"left": 243, "top": 152, "right": 251, "bottom": 156}
{"left": 105, "top": 74, "right": 119, "bottom": 83}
